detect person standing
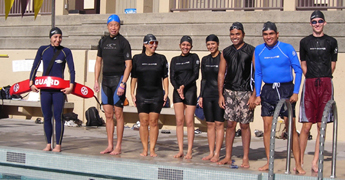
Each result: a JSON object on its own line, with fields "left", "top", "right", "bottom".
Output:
{"left": 217, "top": 22, "right": 256, "bottom": 167}
{"left": 299, "top": 10, "right": 338, "bottom": 173}
{"left": 94, "top": 14, "right": 132, "bottom": 155}
{"left": 29, "top": 27, "right": 75, "bottom": 152}
{"left": 199, "top": 34, "right": 224, "bottom": 162}
{"left": 170, "top": 36, "right": 200, "bottom": 159}
{"left": 254, "top": 21, "right": 305, "bottom": 174}
{"left": 130, "top": 34, "right": 169, "bottom": 157}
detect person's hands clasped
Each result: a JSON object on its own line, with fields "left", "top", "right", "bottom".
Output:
{"left": 177, "top": 85, "right": 185, "bottom": 99}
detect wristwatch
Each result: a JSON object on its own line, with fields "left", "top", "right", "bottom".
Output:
{"left": 120, "top": 82, "right": 126, "bottom": 86}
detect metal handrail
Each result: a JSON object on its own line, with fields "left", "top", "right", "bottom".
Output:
{"left": 268, "top": 99, "right": 293, "bottom": 180}
{"left": 318, "top": 100, "right": 338, "bottom": 180}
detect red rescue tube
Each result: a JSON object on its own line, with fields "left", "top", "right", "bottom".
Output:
{"left": 10, "top": 76, "right": 94, "bottom": 98}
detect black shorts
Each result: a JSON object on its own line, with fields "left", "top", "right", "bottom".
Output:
{"left": 101, "top": 75, "right": 126, "bottom": 107}
{"left": 261, "top": 82, "right": 296, "bottom": 118}
{"left": 136, "top": 91, "right": 164, "bottom": 114}
{"left": 173, "top": 85, "right": 197, "bottom": 106}
{"left": 203, "top": 97, "right": 224, "bottom": 122}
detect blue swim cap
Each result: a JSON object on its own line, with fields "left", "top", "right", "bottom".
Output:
{"left": 107, "top": 14, "right": 120, "bottom": 25}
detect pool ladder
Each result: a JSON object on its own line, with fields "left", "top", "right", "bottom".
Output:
{"left": 268, "top": 99, "right": 338, "bottom": 180}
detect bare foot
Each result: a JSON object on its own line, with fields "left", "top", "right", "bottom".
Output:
{"left": 311, "top": 163, "right": 318, "bottom": 173}
{"left": 240, "top": 158, "right": 250, "bottom": 168}
{"left": 150, "top": 151, "right": 158, "bottom": 157}
{"left": 184, "top": 152, "right": 193, "bottom": 159}
{"left": 210, "top": 154, "right": 220, "bottom": 162}
{"left": 140, "top": 151, "right": 148, "bottom": 157}
{"left": 100, "top": 146, "right": 113, "bottom": 154}
{"left": 43, "top": 144, "right": 52, "bottom": 151}
{"left": 217, "top": 157, "right": 232, "bottom": 165}
{"left": 296, "top": 166, "right": 306, "bottom": 174}
{"left": 202, "top": 153, "right": 214, "bottom": 161}
{"left": 258, "top": 163, "right": 269, "bottom": 171}
{"left": 174, "top": 151, "right": 184, "bottom": 158}
{"left": 52, "top": 145, "right": 61, "bottom": 152}
{"left": 109, "top": 146, "right": 121, "bottom": 155}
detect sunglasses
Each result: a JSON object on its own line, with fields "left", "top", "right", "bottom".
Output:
{"left": 311, "top": 19, "right": 324, "bottom": 25}
{"left": 145, "top": 40, "right": 158, "bottom": 45}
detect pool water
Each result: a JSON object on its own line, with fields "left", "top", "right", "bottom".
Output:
{"left": 0, "top": 164, "right": 138, "bottom": 180}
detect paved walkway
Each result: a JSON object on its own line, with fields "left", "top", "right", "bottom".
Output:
{"left": 0, "top": 118, "right": 344, "bottom": 179}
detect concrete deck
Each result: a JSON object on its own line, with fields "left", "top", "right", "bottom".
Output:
{"left": 0, "top": 118, "right": 344, "bottom": 180}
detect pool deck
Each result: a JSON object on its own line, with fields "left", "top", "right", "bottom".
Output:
{"left": 0, "top": 118, "right": 344, "bottom": 180}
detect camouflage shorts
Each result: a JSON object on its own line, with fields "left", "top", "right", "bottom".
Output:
{"left": 223, "top": 89, "right": 254, "bottom": 123}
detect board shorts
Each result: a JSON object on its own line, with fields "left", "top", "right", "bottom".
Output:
{"left": 223, "top": 89, "right": 254, "bottom": 124}
{"left": 299, "top": 77, "right": 333, "bottom": 123}
{"left": 261, "top": 82, "right": 296, "bottom": 118}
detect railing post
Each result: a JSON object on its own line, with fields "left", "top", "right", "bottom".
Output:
{"left": 268, "top": 99, "right": 293, "bottom": 180}
{"left": 318, "top": 100, "right": 338, "bottom": 180}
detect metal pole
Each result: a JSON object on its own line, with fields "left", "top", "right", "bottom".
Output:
{"left": 318, "top": 100, "right": 338, "bottom": 179}
{"left": 285, "top": 101, "right": 293, "bottom": 174}
{"left": 268, "top": 99, "right": 293, "bottom": 180}
{"left": 52, "top": 0, "right": 55, "bottom": 28}
{"left": 331, "top": 102, "right": 338, "bottom": 178}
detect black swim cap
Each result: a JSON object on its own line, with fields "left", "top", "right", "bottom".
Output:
{"left": 262, "top": 21, "right": 277, "bottom": 33}
{"left": 143, "top": 34, "right": 157, "bottom": 43}
{"left": 310, "top": 10, "right": 325, "bottom": 21}
{"left": 49, "top": 27, "right": 62, "bottom": 38}
{"left": 230, "top": 22, "right": 245, "bottom": 34}
{"left": 205, "top": 34, "right": 219, "bottom": 43}
{"left": 180, "top": 35, "right": 192, "bottom": 45}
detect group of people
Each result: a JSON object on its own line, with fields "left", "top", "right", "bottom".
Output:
{"left": 29, "top": 10, "right": 337, "bottom": 174}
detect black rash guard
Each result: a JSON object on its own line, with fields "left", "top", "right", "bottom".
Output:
{"left": 170, "top": 53, "right": 200, "bottom": 90}
{"left": 131, "top": 53, "right": 168, "bottom": 102}
{"left": 300, "top": 34, "right": 338, "bottom": 78}
{"left": 223, "top": 43, "right": 255, "bottom": 91}
{"left": 200, "top": 52, "right": 221, "bottom": 99}
{"left": 97, "top": 34, "right": 132, "bottom": 76}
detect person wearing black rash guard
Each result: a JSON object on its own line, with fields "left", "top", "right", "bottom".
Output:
{"left": 298, "top": 10, "right": 338, "bottom": 173}
{"left": 217, "top": 22, "right": 256, "bottom": 167}
{"left": 254, "top": 21, "right": 305, "bottom": 174}
{"left": 170, "top": 35, "right": 200, "bottom": 159}
{"left": 29, "top": 27, "right": 75, "bottom": 152}
{"left": 198, "top": 34, "right": 224, "bottom": 162}
{"left": 130, "top": 34, "right": 169, "bottom": 157}
{"left": 94, "top": 14, "right": 132, "bottom": 155}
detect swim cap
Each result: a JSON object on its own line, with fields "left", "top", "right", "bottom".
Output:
{"left": 107, "top": 14, "right": 120, "bottom": 25}
{"left": 205, "top": 34, "right": 219, "bottom": 43}
{"left": 310, "top": 10, "right": 325, "bottom": 21}
{"left": 180, "top": 35, "right": 192, "bottom": 45}
{"left": 143, "top": 34, "right": 157, "bottom": 43}
{"left": 49, "top": 27, "right": 62, "bottom": 38}
{"left": 230, "top": 22, "right": 245, "bottom": 34}
{"left": 262, "top": 21, "right": 277, "bottom": 33}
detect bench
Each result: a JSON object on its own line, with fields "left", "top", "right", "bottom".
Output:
{"left": 0, "top": 99, "right": 74, "bottom": 119}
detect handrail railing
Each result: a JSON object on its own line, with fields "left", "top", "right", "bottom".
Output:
{"left": 0, "top": 0, "right": 52, "bottom": 17}
{"left": 297, "top": 0, "right": 345, "bottom": 10}
{"left": 268, "top": 99, "right": 293, "bottom": 180}
{"left": 171, "top": 0, "right": 283, "bottom": 11}
{"left": 318, "top": 100, "right": 338, "bottom": 180}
